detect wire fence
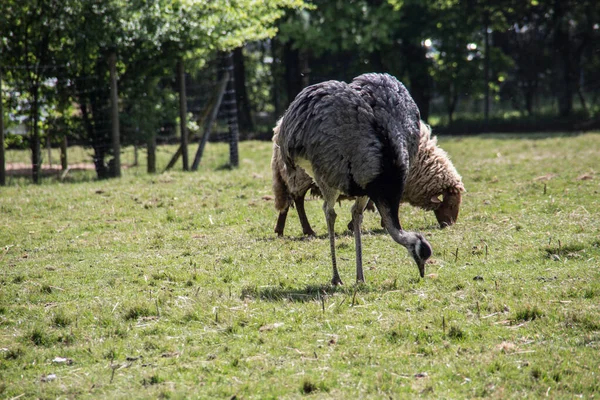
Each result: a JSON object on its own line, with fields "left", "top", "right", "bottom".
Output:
{"left": 1, "top": 52, "right": 240, "bottom": 183}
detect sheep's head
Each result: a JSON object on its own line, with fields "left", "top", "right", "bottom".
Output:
{"left": 431, "top": 185, "right": 464, "bottom": 228}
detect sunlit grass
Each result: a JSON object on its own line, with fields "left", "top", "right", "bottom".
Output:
{"left": 1, "top": 133, "right": 599, "bottom": 398}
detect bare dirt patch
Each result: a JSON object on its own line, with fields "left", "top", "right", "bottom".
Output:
{"left": 5, "top": 163, "right": 96, "bottom": 177}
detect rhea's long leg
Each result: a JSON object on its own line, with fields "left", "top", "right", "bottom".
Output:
{"left": 323, "top": 199, "right": 342, "bottom": 286}
{"left": 351, "top": 197, "right": 370, "bottom": 283}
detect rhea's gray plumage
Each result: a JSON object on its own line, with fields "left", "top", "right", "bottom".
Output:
{"left": 271, "top": 73, "right": 464, "bottom": 236}
{"left": 350, "top": 73, "right": 422, "bottom": 167}
{"left": 279, "top": 81, "right": 383, "bottom": 197}
{"left": 276, "top": 76, "right": 432, "bottom": 284}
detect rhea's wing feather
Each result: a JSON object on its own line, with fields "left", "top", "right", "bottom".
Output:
{"left": 277, "top": 80, "right": 383, "bottom": 195}
{"left": 307, "top": 92, "right": 384, "bottom": 193}
{"left": 277, "top": 81, "right": 341, "bottom": 163}
{"left": 350, "top": 73, "right": 421, "bottom": 163}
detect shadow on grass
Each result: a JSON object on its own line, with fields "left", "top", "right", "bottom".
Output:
{"left": 240, "top": 279, "right": 408, "bottom": 303}
{"left": 216, "top": 163, "right": 235, "bottom": 171}
{"left": 241, "top": 284, "right": 331, "bottom": 302}
{"left": 241, "top": 283, "right": 372, "bottom": 302}
{"left": 255, "top": 232, "right": 352, "bottom": 243}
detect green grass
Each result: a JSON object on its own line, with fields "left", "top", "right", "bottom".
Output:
{"left": 1, "top": 133, "right": 600, "bottom": 398}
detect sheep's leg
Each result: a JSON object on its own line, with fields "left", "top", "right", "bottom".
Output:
{"left": 347, "top": 199, "right": 375, "bottom": 232}
{"left": 274, "top": 207, "right": 289, "bottom": 237}
{"left": 347, "top": 218, "right": 355, "bottom": 233}
{"left": 351, "top": 197, "right": 369, "bottom": 283}
{"left": 294, "top": 193, "right": 315, "bottom": 236}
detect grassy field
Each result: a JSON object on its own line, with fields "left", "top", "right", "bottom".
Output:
{"left": 1, "top": 133, "right": 600, "bottom": 399}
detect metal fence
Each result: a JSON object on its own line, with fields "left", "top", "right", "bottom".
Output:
{"left": 0, "top": 52, "right": 240, "bottom": 184}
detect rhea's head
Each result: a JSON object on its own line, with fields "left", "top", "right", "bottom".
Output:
{"left": 405, "top": 232, "right": 432, "bottom": 278}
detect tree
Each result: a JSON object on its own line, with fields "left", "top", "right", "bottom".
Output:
{"left": 277, "top": 0, "right": 441, "bottom": 120}
{"left": 276, "top": 1, "right": 403, "bottom": 106}
{"left": 1, "top": 0, "right": 307, "bottom": 179}
{"left": 497, "top": 7, "right": 553, "bottom": 116}
{"left": 550, "top": 0, "right": 598, "bottom": 117}
{"left": 233, "top": 47, "right": 255, "bottom": 135}
{"left": 429, "top": 19, "right": 484, "bottom": 123}
{"left": 0, "top": 0, "right": 68, "bottom": 183}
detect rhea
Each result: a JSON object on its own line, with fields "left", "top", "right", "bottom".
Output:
{"left": 276, "top": 74, "right": 432, "bottom": 285}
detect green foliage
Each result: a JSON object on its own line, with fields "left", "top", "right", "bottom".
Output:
{"left": 0, "top": 0, "right": 308, "bottom": 175}
{"left": 3, "top": 133, "right": 26, "bottom": 149}
{"left": 279, "top": 1, "right": 397, "bottom": 56}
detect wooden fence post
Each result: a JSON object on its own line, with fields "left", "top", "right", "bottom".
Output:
{"left": 109, "top": 52, "right": 121, "bottom": 178}
{"left": 0, "top": 62, "right": 5, "bottom": 186}
{"left": 223, "top": 53, "right": 239, "bottom": 168}
{"left": 178, "top": 58, "right": 189, "bottom": 171}
{"left": 147, "top": 134, "right": 156, "bottom": 173}
{"left": 60, "top": 135, "right": 68, "bottom": 171}
{"left": 191, "top": 70, "right": 229, "bottom": 171}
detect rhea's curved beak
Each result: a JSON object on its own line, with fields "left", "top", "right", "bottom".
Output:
{"left": 418, "top": 260, "right": 426, "bottom": 278}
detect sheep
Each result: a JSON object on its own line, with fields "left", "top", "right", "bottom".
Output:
{"left": 272, "top": 118, "right": 465, "bottom": 237}
{"left": 276, "top": 74, "right": 431, "bottom": 284}
{"left": 271, "top": 119, "right": 318, "bottom": 236}
{"left": 396, "top": 120, "right": 465, "bottom": 227}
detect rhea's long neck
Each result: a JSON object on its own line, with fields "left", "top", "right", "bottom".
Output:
{"left": 375, "top": 200, "right": 414, "bottom": 247}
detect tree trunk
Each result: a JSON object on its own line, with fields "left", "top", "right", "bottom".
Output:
{"left": 447, "top": 89, "right": 458, "bottom": 125}
{"left": 147, "top": 134, "right": 156, "bottom": 174}
{"left": 60, "top": 135, "right": 68, "bottom": 170}
{"left": 80, "top": 101, "right": 108, "bottom": 179}
{"left": 233, "top": 47, "right": 254, "bottom": 135}
{"left": 0, "top": 65, "right": 5, "bottom": 186}
{"left": 133, "top": 143, "right": 139, "bottom": 167}
{"left": 31, "top": 85, "right": 41, "bottom": 184}
{"left": 109, "top": 52, "right": 121, "bottom": 177}
{"left": 271, "top": 36, "right": 283, "bottom": 118}
{"left": 524, "top": 88, "right": 535, "bottom": 117}
{"left": 178, "top": 58, "right": 189, "bottom": 171}
{"left": 553, "top": 0, "right": 574, "bottom": 118}
{"left": 284, "top": 41, "right": 303, "bottom": 107}
{"left": 93, "top": 145, "right": 108, "bottom": 179}
{"left": 46, "top": 135, "right": 52, "bottom": 168}
{"left": 577, "top": 87, "right": 588, "bottom": 115}
{"left": 403, "top": 43, "right": 432, "bottom": 122}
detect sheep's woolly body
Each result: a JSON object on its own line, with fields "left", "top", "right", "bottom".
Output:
{"left": 402, "top": 123, "right": 464, "bottom": 210}
{"left": 271, "top": 119, "right": 316, "bottom": 212}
